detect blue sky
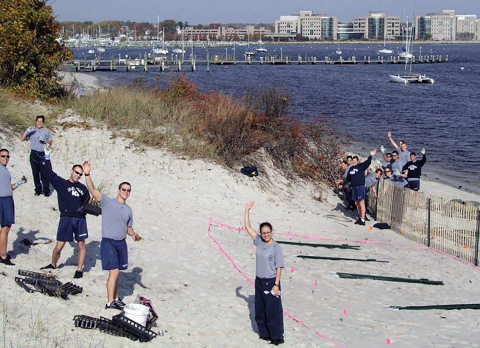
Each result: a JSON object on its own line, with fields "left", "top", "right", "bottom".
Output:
{"left": 49, "top": 0, "right": 478, "bottom": 24}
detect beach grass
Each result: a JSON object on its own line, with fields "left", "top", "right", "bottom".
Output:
{"left": 60, "top": 75, "right": 343, "bottom": 190}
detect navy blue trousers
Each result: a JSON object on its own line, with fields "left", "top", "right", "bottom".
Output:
{"left": 30, "top": 151, "right": 50, "bottom": 195}
{"left": 255, "top": 277, "right": 284, "bottom": 340}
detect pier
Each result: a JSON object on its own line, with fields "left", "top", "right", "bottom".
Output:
{"left": 65, "top": 53, "right": 448, "bottom": 73}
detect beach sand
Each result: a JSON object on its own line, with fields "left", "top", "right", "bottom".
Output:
{"left": 1, "top": 74, "right": 479, "bottom": 347}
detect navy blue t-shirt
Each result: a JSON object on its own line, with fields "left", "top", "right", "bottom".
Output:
{"left": 43, "top": 160, "right": 89, "bottom": 218}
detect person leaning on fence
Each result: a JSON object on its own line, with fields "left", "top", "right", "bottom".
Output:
{"left": 244, "top": 201, "right": 285, "bottom": 345}
{"left": 0, "top": 149, "right": 27, "bottom": 266}
{"left": 384, "top": 167, "right": 408, "bottom": 187}
{"left": 401, "top": 148, "right": 427, "bottom": 191}
{"left": 82, "top": 160, "right": 141, "bottom": 310}
{"left": 20, "top": 115, "right": 53, "bottom": 197}
{"left": 365, "top": 168, "right": 383, "bottom": 213}
{"left": 342, "top": 156, "right": 355, "bottom": 210}
{"left": 39, "top": 144, "right": 90, "bottom": 279}
{"left": 342, "top": 149, "right": 377, "bottom": 225}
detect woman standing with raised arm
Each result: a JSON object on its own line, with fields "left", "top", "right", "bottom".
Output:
{"left": 244, "top": 201, "right": 285, "bottom": 346}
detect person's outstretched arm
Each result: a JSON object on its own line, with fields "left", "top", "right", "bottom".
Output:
{"left": 244, "top": 201, "right": 257, "bottom": 240}
{"left": 388, "top": 131, "right": 399, "bottom": 149}
{"left": 82, "top": 161, "right": 102, "bottom": 202}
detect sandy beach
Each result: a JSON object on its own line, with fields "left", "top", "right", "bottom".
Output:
{"left": 1, "top": 74, "right": 479, "bottom": 347}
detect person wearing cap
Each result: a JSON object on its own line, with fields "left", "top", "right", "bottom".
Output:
{"left": 401, "top": 149, "right": 427, "bottom": 191}
{"left": 20, "top": 115, "right": 53, "bottom": 197}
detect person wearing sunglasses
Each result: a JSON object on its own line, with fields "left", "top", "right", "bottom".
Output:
{"left": 0, "top": 149, "right": 27, "bottom": 265}
{"left": 20, "top": 115, "right": 53, "bottom": 197}
{"left": 342, "top": 149, "right": 378, "bottom": 226}
{"left": 387, "top": 131, "right": 411, "bottom": 169}
{"left": 82, "top": 160, "right": 141, "bottom": 311}
{"left": 39, "top": 144, "right": 90, "bottom": 279}
{"left": 244, "top": 201, "right": 284, "bottom": 345}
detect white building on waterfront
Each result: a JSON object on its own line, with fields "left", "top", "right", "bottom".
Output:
{"left": 273, "top": 11, "right": 337, "bottom": 41}
{"left": 353, "top": 12, "right": 400, "bottom": 40}
{"left": 416, "top": 10, "right": 456, "bottom": 41}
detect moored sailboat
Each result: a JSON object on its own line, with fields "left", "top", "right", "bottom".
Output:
{"left": 389, "top": 17, "right": 434, "bottom": 84}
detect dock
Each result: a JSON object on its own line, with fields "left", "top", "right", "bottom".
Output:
{"left": 65, "top": 53, "right": 448, "bottom": 73}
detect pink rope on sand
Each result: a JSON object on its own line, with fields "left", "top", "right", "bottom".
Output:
{"left": 207, "top": 218, "right": 345, "bottom": 347}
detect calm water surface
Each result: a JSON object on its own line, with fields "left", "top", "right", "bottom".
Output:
{"left": 71, "top": 43, "right": 480, "bottom": 195}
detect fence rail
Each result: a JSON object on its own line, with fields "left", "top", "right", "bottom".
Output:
{"left": 370, "top": 179, "right": 480, "bottom": 266}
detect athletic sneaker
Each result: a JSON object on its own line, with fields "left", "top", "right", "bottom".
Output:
{"left": 115, "top": 298, "right": 126, "bottom": 308}
{"left": 40, "top": 263, "right": 56, "bottom": 270}
{"left": 105, "top": 299, "right": 125, "bottom": 310}
{"left": 354, "top": 218, "right": 361, "bottom": 225}
{"left": 358, "top": 220, "right": 366, "bottom": 226}
{"left": 73, "top": 270, "right": 83, "bottom": 279}
{"left": 271, "top": 339, "right": 285, "bottom": 345}
{"left": 0, "top": 257, "right": 15, "bottom": 266}
{"left": 365, "top": 216, "right": 370, "bottom": 222}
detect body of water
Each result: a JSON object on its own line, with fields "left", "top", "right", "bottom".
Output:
{"left": 71, "top": 43, "right": 480, "bottom": 195}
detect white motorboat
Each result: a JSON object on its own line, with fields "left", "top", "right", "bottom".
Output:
{"left": 378, "top": 48, "right": 394, "bottom": 54}
{"left": 172, "top": 48, "right": 185, "bottom": 54}
{"left": 378, "top": 38, "right": 393, "bottom": 54}
{"left": 256, "top": 40, "right": 267, "bottom": 53}
{"left": 153, "top": 47, "right": 168, "bottom": 55}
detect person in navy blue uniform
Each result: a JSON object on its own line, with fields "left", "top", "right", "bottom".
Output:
{"left": 20, "top": 115, "right": 53, "bottom": 196}
{"left": 244, "top": 201, "right": 285, "bottom": 346}
{"left": 401, "top": 149, "right": 427, "bottom": 191}
{"left": 40, "top": 145, "right": 90, "bottom": 279}
{"left": 342, "top": 149, "right": 377, "bottom": 225}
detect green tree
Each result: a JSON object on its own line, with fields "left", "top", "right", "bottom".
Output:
{"left": 0, "top": 0, "right": 73, "bottom": 99}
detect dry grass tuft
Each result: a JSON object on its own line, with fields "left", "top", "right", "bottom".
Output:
{"left": 59, "top": 75, "right": 342, "bottom": 189}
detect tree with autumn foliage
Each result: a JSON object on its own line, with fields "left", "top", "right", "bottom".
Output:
{"left": 0, "top": 0, "right": 72, "bottom": 99}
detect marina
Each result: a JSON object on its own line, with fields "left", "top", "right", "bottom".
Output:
{"left": 65, "top": 43, "right": 480, "bottom": 195}
{"left": 66, "top": 53, "right": 448, "bottom": 73}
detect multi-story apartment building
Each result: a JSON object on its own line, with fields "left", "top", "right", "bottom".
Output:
{"left": 416, "top": 10, "right": 456, "bottom": 40}
{"left": 353, "top": 12, "right": 400, "bottom": 40}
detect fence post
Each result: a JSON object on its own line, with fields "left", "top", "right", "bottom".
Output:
{"left": 474, "top": 208, "right": 480, "bottom": 266}
{"left": 427, "top": 198, "right": 431, "bottom": 247}
{"left": 374, "top": 180, "right": 380, "bottom": 221}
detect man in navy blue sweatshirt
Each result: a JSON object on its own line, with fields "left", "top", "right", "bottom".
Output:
{"left": 401, "top": 148, "right": 427, "bottom": 191}
{"left": 343, "top": 149, "right": 377, "bottom": 225}
{"left": 40, "top": 145, "right": 90, "bottom": 279}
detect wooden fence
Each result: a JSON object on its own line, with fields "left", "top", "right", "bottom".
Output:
{"left": 369, "top": 179, "right": 480, "bottom": 266}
